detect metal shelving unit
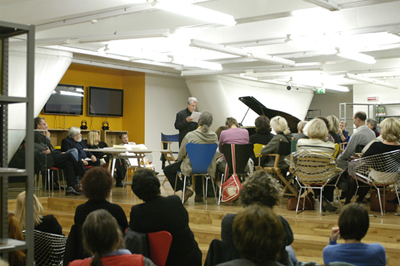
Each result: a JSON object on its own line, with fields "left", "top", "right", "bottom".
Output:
{"left": 0, "top": 20, "right": 35, "bottom": 265}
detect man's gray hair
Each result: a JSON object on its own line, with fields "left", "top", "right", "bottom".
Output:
{"left": 68, "top": 126, "right": 81, "bottom": 138}
{"left": 187, "top": 97, "right": 198, "bottom": 105}
{"left": 199, "top": 111, "right": 213, "bottom": 133}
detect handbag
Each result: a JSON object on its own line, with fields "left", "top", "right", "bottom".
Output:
{"left": 287, "top": 195, "right": 315, "bottom": 211}
{"left": 370, "top": 188, "right": 398, "bottom": 212}
{"left": 221, "top": 144, "right": 242, "bottom": 203}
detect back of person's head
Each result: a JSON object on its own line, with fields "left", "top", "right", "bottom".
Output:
{"left": 34, "top": 116, "right": 44, "bottom": 129}
{"left": 87, "top": 131, "right": 99, "bottom": 146}
{"left": 354, "top": 111, "right": 367, "bottom": 122}
{"left": 83, "top": 209, "right": 123, "bottom": 266}
{"left": 131, "top": 169, "right": 160, "bottom": 202}
{"left": 338, "top": 203, "right": 369, "bottom": 241}
{"left": 82, "top": 167, "right": 113, "bottom": 200}
{"left": 255, "top": 115, "right": 271, "bottom": 134}
{"left": 307, "top": 118, "right": 329, "bottom": 140}
{"left": 215, "top": 126, "right": 227, "bottom": 140}
{"left": 380, "top": 118, "right": 400, "bottom": 142}
{"left": 270, "top": 116, "right": 290, "bottom": 135}
{"left": 327, "top": 115, "right": 340, "bottom": 134}
{"left": 199, "top": 111, "right": 213, "bottom": 133}
{"left": 233, "top": 205, "right": 284, "bottom": 264}
{"left": 68, "top": 126, "right": 81, "bottom": 138}
{"left": 240, "top": 171, "right": 282, "bottom": 208}
{"left": 15, "top": 191, "right": 43, "bottom": 230}
{"left": 316, "top": 116, "right": 330, "bottom": 132}
{"left": 225, "top": 117, "right": 239, "bottom": 128}
{"left": 297, "top": 120, "right": 308, "bottom": 133}
{"left": 8, "top": 212, "right": 26, "bottom": 266}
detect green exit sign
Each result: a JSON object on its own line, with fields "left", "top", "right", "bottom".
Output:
{"left": 316, "top": 88, "right": 326, "bottom": 94}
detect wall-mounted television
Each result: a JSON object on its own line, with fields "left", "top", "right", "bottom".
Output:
{"left": 88, "top": 87, "right": 124, "bottom": 117}
{"left": 43, "top": 84, "right": 84, "bottom": 115}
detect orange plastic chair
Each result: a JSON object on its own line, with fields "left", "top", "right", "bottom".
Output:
{"left": 147, "top": 231, "right": 173, "bottom": 266}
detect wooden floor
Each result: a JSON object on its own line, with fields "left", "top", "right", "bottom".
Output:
{"left": 7, "top": 176, "right": 400, "bottom": 266}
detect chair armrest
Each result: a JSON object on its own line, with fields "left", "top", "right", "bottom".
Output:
{"left": 262, "top": 154, "right": 280, "bottom": 168}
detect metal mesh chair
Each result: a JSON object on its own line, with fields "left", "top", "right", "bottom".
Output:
{"left": 350, "top": 149, "right": 400, "bottom": 216}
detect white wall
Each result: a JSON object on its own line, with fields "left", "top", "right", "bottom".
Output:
{"left": 144, "top": 74, "right": 191, "bottom": 173}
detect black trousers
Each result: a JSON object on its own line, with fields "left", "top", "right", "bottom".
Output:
{"left": 164, "top": 161, "right": 204, "bottom": 196}
{"left": 52, "top": 153, "right": 85, "bottom": 187}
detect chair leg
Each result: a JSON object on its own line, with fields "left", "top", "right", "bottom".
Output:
{"left": 319, "top": 188, "right": 323, "bottom": 214}
{"left": 204, "top": 177, "right": 208, "bottom": 203}
{"left": 376, "top": 187, "right": 384, "bottom": 216}
{"left": 296, "top": 186, "right": 302, "bottom": 213}
{"left": 218, "top": 174, "right": 224, "bottom": 205}
{"left": 210, "top": 177, "right": 218, "bottom": 204}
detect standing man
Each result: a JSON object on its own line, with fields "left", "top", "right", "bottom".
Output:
{"left": 175, "top": 97, "right": 199, "bottom": 147}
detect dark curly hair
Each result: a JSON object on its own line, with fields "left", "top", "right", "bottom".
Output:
{"left": 240, "top": 171, "right": 283, "bottom": 207}
{"left": 131, "top": 169, "right": 160, "bottom": 202}
{"left": 81, "top": 167, "right": 113, "bottom": 200}
{"left": 255, "top": 115, "right": 271, "bottom": 134}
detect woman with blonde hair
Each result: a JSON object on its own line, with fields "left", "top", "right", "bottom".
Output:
{"left": 15, "top": 191, "right": 62, "bottom": 235}
{"left": 8, "top": 212, "right": 26, "bottom": 266}
{"left": 86, "top": 130, "right": 109, "bottom": 165}
{"left": 326, "top": 115, "right": 340, "bottom": 143}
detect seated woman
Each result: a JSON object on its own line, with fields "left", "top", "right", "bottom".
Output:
{"left": 86, "top": 130, "right": 109, "bottom": 165}
{"left": 69, "top": 209, "right": 155, "bottom": 266}
{"left": 15, "top": 191, "right": 62, "bottom": 235}
{"left": 346, "top": 117, "right": 400, "bottom": 204}
{"left": 61, "top": 127, "right": 100, "bottom": 167}
{"left": 260, "top": 116, "right": 292, "bottom": 172}
{"left": 205, "top": 171, "right": 296, "bottom": 266}
{"left": 130, "top": 169, "right": 202, "bottom": 266}
{"left": 327, "top": 115, "right": 340, "bottom": 144}
{"left": 217, "top": 205, "right": 286, "bottom": 266}
{"left": 323, "top": 203, "right": 386, "bottom": 266}
{"left": 74, "top": 167, "right": 128, "bottom": 232}
{"left": 367, "top": 118, "right": 380, "bottom": 137}
{"left": 8, "top": 212, "right": 25, "bottom": 266}
{"left": 297, "top": 118, "right": 338, "bottom": 212}
{"left": 249, "top": 115, "right": 274, "bottom": 145}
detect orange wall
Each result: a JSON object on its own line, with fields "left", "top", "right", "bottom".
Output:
{"left": 41, "top": 63, "right": 145, "bottom": 143}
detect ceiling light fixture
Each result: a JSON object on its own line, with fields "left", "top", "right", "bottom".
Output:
{"left": 190, "top": 39, "right": 296, "bottom": 67}
{"left": 345, "top": 73, "right": 398, "bottom": 89}
{"left": 152, "top": 0, "right": 236, "bottom": 26}
{"left": 79, "top": 29, "right": 170, "bottom": 43}
{"left": 172, "top": 56, "right": 223, "bottom": 71}
{"left": 337, "top": 49, "right": 376, "bottom": 64}
{"left": 302, "top": 0, "right": 340, "bottom": 11}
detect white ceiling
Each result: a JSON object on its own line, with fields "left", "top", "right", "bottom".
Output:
{"left": 3, "top": 0, "right": 400, "bottom": 91}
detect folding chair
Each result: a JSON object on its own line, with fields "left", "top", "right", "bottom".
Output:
{"left": 219, "top": 143, "right": 254, "bottom": 205}
{"left": 175, "top": 143, "right": 218, "bottom": 203}
{"left": 253, "top": 143, "right": 264, "bottom": 168}
{"left": 161, "top": 132, "right": 179, "bottom": 185}
{"left": 291, "top": 150, "right": 343, "bottom": 214}
{"left": 350, "top": 150, "right": 400, "bottom": 216}
{"left": 148, "top": 231, "right": 173, "bottom": 266}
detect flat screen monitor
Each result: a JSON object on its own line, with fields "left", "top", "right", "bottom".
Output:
{"left": 88, "top": 87, "right": 123, "bottom": 117}
{"left": 43, "top": 84, "right": 84, "bottom": 115}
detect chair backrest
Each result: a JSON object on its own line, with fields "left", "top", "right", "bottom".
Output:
{"left": 333, "top": 143, "right": 340, "bottom": 157}
{"left": 161, "top": 132, "right": 179, "bottom": 149}
{"left": 24, "top": 229, "right": 67, "bottom": 266}
{"left": 278, "top": 138, "right": 291, "bottom": 156}
{"left": 186, "top": 143, "right": 218, "bottom": 174}
{"left": 221, "top": 143, "right": 254, "bottom": 175}
{"left": 290, "top": 138, "right": 297, "bottom": 153}
{"left": 253, "top": 143, "right": 264, "bottom": 157}
{"left": 148, "top": 231, "right": 173, "bottom": 266}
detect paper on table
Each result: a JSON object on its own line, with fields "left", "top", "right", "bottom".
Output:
{"left": 190, "top": 111, "right": 202, "bottom": 122}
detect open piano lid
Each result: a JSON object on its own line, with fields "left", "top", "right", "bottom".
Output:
{"left": 239, "top": 96, "right": 300, "bottom": 133}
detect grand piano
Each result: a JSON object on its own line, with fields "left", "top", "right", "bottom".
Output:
{"left": 239, "top": 96, "right": 301, "bottom": 134}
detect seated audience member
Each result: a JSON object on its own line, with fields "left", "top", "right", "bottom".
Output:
{"left": 367, "top": 118, "right": 380, "bottom": 137}
{"left": 119, "top": 132, "right": 136, "bottom": 145}
{"left": 260, "top": 116, "right": 292, "bottom": 171}
{"left": 217, "top": 205, "right": 286, "bottom": 266}
{"left": 249, "top": 115, "right": 274, "bottom": 145}
{"left": 205, "top": 171, "right": 296, "bottom": 266}
{"left": 74, "top": 167, "right": 128, "bottom": 232}
{"left": 338, "top": 121, "right": 350, "bottom": 144}
{"left": 15, "top": 191, "right": 62, "bottom": 235}
{"left": 292, "top": 120, "right": 308, "bottom": 141}
{"left": 219, "top": 117, "right": 249, "bottom": 151}
{"left": 69, "top": 209, "right": 155, "bottom": 266}
{"left": 323, "top": 203, "right": 386, "bottom": 266}
{"left": 8, "top": 212, "right": 26, "bottom": 266}
{"left": 297, "top": 118, "right": 338, "bottom": 212}
{"left": 215, "top": 126, "right": 227, "bottom": 141}
{"left": 61, "top": 127, "right": 100, "bottom": 167}
{"left": 130, "top": 169, "right": 202, "bottom": 266}
{"left": 346, "top": 118, "right": 400, "bottom": 204}
{"left": 34, "top": 117, "right": 84, "bottom": 195}
{"left": 327, "top": 115, "right": 340, "bottom": 143}
{"left": 163, "top": 111, "right": 218, "bottom": 203}
{"left": 86, "top": 130, "right": 109, "bottom": 165}
{"left": 316, "top": 116, "right": 335, "bottom": 143}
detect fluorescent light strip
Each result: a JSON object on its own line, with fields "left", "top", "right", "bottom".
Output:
{"left": 172, "top": 56, "right": 222, "bottom": 71}
{"left": 190, "top": 39, "right": 296, "bottom": 67}
{"left": 345, "top": 73, "right": 398, "bottom": 89}
{"left": 337, "top": 49, "right": 376, "bottom": 64}
{"left": 153, "top": 0, "right": 236, "bottom": 26}
{"left": 46, "top": 45, "right": 130, "bottom": 61}
{"left": 302, "top": 0, "right": 340, "bottom": 11}
{"left": 78, "top": 29, "right": 170, "bottom": 43}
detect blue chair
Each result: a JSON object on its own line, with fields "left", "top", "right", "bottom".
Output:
{"left": 175, "top": 143, "right": 218, "bottom": 204}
